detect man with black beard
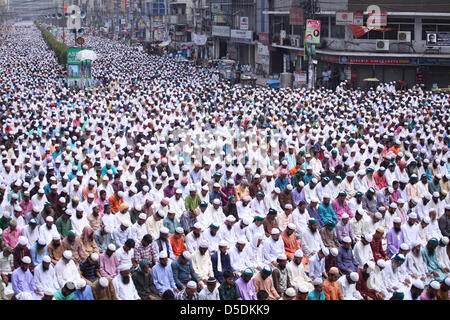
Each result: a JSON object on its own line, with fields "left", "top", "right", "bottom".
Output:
{"left": 185, "top": 222, "right": 203, "bottom": 253}
{"left": 404, "top": 280, "right": 425, "bottom": 300}
{"left": 131, "top": 259, "right": 160, "bottom": 300}
{"left": 33, "top": 255, "right": 59, "bottom": 293}
{"left": 217, "top": 215, "right": 237, "bottom": 247}
{"left": 112, "top": 264, "right": 141, "bottom": 300}
{"left": 386, "top": 217, "right": 404, "bottom": 258}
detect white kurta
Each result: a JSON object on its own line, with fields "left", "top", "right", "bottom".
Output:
{"left": 34, "top": 263, "right": 60, "bottom": 292}
{"left": 337, "top": 276, "right": 364, "bottom": 300}
{"left": 229, "top": 246, "right": 252, "bottom": 274}
{"left": 286, "top": 260, "right": 313, "bottom": 292}
{"left": 353, "top": 241, "right": 374, "bottom": 267}
{"left": 300, "top": 228, "right": 323, "bottom": 257}
{"left": 112, "top": 274, "right": 140, "bottom": 300}
{"left": 191, "top": 250, "right": 214, "bottom": 280}
{"left": 70, "top": 215, "right": 90, "bottom": 236}
{"left": 54, "top": 259, "right": 81, "bottom": 288}
{"left": 263, "top": 237, "right": 285, "bottom": 263}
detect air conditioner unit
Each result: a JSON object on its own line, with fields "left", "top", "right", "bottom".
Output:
{"left": 398, "top": 31, "right": 411, "bottom": 42}
{"left": 376, "top": 40, "right": 389, "bottom": 51}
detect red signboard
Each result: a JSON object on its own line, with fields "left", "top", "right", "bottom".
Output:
{"left": 258, "top": 32, "right": 269, "bottom": 45}
{"left": 290, "top": 8, "right": 304, "bottom": 25}
{"left": 321, "top": 55, "right": 340, "bottom": 64}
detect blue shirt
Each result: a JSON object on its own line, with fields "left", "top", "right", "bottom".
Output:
{"left": 171, "top": 257, "right": 199, "bottom": 289}
{"left": 163, "top": 217, "right": 181, "bottom": 236}
{"left": 74, "top": 285, "right": 95, "bottom": 300}
{"left": 275, "top": 177, "right": 289, "bottom": 191}
{"left": 308, "top": 289, "right": 325, "bottom": 300}
{"left": 318, "top": 203, "right": 337, "bottom": 225}
{"left": 30, "top": 243, "right": 49, "bottom": 266}
{"left": 112, "top": 227, "right": 131, "bottom": 248}
{"left": 152, "top": 263, "right": 177, "bottom": 293}
{"left": 102, "top": 165, "right": 117, "bottom": 176}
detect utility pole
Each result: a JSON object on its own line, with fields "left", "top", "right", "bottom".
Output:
{"left": 304, "top": 0, "right": 319, "bottom": 90}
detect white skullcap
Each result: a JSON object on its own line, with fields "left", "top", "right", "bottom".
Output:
{"left": 138, "top": 213, "right": 147, "bottom": 220}
{"left": 363, "top": 234, "right": 373, "bottom": 243}
{"left": 342, "top": 213, "right": 349, "bottom": 219}
{"left": 182, "top": 251, "right": 192, "bottom": 260}
{"left": 90, "top": 252, "right": 99, "bottom": 261}
{"left": 393, "top": 217, "right": 402, "bottom": 224}
{"left": 285, "top": 287, "right": 296, "bottom": 297}
{"left": 330, "top": 248, "right": 338, "bottom": 257}
{"left": 118, "top": 264, "right": 131, "bottom": 272}
{"left": 18, "top": 236, "right": 28, "bottom": 246}
{"left": 277, "top": 254, "right": 287, "bottom": 260}
{"left": 107, "top": 244, "right": 116, "bottom": 251}
{"left": 159, "top": 250, "right": 168, "bottom": 259}
{"left": 377, "top": 259, "right": 386, "bottom": 268}
{"left": 213, "top": 198, "right": 221, "bottom": 205}
{"left": 287, "top": 223, "right": 296, "bottom": 230}
{"left": 294, "top": 249, "right": 304, "bottom": 258}
{"left": 271, "top": 228, "right": 280, "bottom": 235}
{"left": 374, "top": 212, "right": 382, "bottom": 219}
{"left": 193, "top": 222, "right": 202, "bottom": 229}
{"left": 237, "top": 237, "right": 247, "bottom": 245}
{"left": 186, "top": 281, "right": 197, "bottom": 289}
{"left": 43, "top": 255, "right": 51, "bottom": 263}
{"left": 21, "top": 256, "right": 31, "bottom": 264}
{"left": 313, "top": 278, "right": 323, "bottom": 286}
{"left": 441, "top": 236, "right": 449, "bottom": 245}
{"left": 412, "top": 280, "right": 424, "bottom": 290}
{"left": 226, "top": 215, "right": 236, "bottom": 222}
{"left": 242, "top": 218, "right": 251, "bottom": 226}
{"left": 76, "top": 279, "right": 87, "bottom": 289}
{"left": 321, "top": 247, "right": 330, "bottom": 256}
{"left": 400, "top": 243, "right": 410, "bottom": 251}
{"left": 160, "top": 227, "right": 169, "bottom": 234}
{"left": 287, "top": 184, "right": 293, "bottom": 191}
{"left": 175, "top": 227, "right": 184, "bottom": 234}
{"left": 298, "top": 285, "right": 309, "bottom": 293}
{"left": 99, "top": 277, "right": 109, "bottom": 287}
{"left": 219, "top": 240, "right": 228, "bottom": 247}
{"left": 350, "top": 272, "right": 359, "bottom": 282}
{"left": 284, "top": 204, "right": 293, "bottom": 210}
{"left": 46, "top": 216, "right": 54, "bottom": 222}
{"left": 16, "top": 292, "right": 33, "bottom": 300}
{"left": 343, "top": 236, "right": 352, "bottom": 243}
{"left": 199, "top": 240, "right": 209, "bottom": 248}
{"left": 430, "top": 280, "right": 440, "bottom": 290}
{"left": 409, "top": 213, "right": 417, "bottom": 219}
{"left": 445, "top": 277, "right": 450, "bottom": 287}
{"left": 63, "top": 250, "right": 72, "bottom": 259}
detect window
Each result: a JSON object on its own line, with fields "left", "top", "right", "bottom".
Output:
{"left": 320, "top": 16, "right": 329, "bottom": 38}
{"left": 330, "top": 17, "right": 345, "bottom": 39}
{"left": 384, "top": 24, "right": 414, "bottom": 40}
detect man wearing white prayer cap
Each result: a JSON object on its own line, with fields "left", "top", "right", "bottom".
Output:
{"left": 420, "top": 280, "right": 440, "bottom": 300}
{"left": 171, "top": 250, "right": 202, "bottom": 291}
{"left": 11, "top": 255, "right": 42, "bottom": 299}
{"left": 337, "top": 271, "right": 363, "bottom": 300}
{"left": 112, "top": 264, "right": 140, "bottom": 300}
{"left": 404, "top": 279, "right": 425, "bottom": 300}
{"left": 286, "top": 249, "right": 313, "bottom": 292}
{"left": 176, "top": 280, "right": 199, "bottom": 300}
{"left": 263, "top": 227, "right": 285, "bottom": 267}
{"left": 91, "top": 276, "right": 118, "bottom": 300}
{"left": 190, "top": 240, "right": 214, "bottom": 287}
{"left": 296, "top": 284, "right": 310, "bottom": 300}
{"left": 54, "top": 250, "right": 81, "bottom": 288}
{"left": 34, "top": 255, "right": 59, "bottom": 295}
